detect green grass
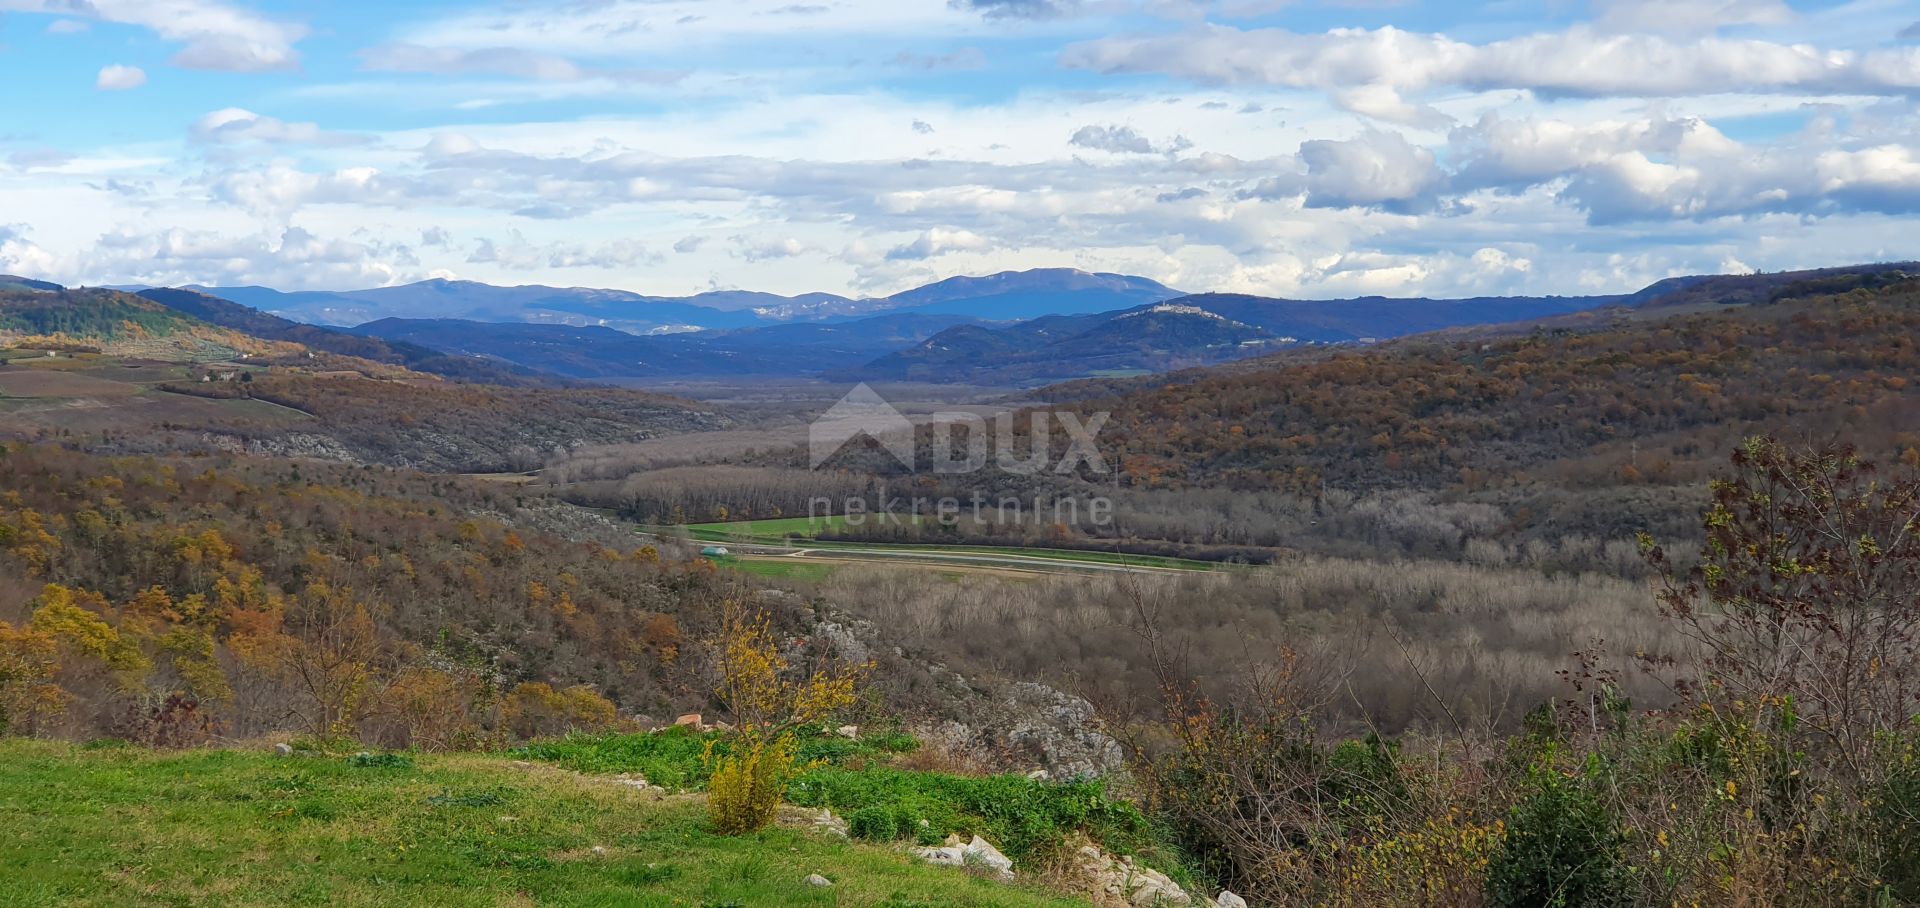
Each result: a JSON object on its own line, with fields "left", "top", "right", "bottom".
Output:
{"left": 787, "top": 768, "right": 1181, "bottom": 877}
{"left": 0, "top": 738, "right": 1083, "bottom": 907}
{"left": 709, "top": 555, "right": 837, "bottom": 581}
{"left": 795, "top": 541, "right": 1225, "bottom": 572}
{"left": 507, "top": 730, "right": 1191, "bottom": 884}
{"left": 683, "top": 516, "right": 897, "bottom": 544}
{"left": 676, "top": 518, "right": 1227, "bottom": 573}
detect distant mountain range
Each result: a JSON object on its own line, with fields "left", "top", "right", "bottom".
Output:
{"left": 161, "top": 269, "right": 1180, "bottom": 335}
{"left": 44, "top": 262, "right": 1919, "bottom": 387}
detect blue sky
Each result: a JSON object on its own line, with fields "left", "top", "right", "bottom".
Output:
{"left": 1, "top": 0, "right": 1917, "bottom": 299}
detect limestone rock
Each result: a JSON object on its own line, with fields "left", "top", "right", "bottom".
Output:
{"left": 804, "top": 874, "right": 833, "bottom": 888}
{"left": 963, "top": 835, "right": 1014, "bottom": 878}
{"left": 914, "top": 845, "right": 967, "bottom": 867}
{"left": 1214, "top": 892, "right": 1248, "bottom": 908}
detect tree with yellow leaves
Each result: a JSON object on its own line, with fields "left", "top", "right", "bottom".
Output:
{"left": 0, "top": 621, "right": 63, "bottom": 734}
{"left": 705, "top": 600, "right": 869, "bottom": 835}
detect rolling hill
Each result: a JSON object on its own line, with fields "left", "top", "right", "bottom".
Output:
{"left": 136, "top": 287, "right": 560, "bottom": 386}
{"left": 847, "top": 303, "right": 1277, "bottom": 384}
{"left": 351, "top": 311, "right": 986, "bottom": 381}
{"left": 1040, "top": 275, "right": 1920, "bottom": 494}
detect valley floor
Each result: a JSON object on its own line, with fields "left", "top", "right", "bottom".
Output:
{"left": 0, "top": 740, "right": 1081, "bottom": 908}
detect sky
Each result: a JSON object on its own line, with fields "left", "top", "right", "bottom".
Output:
{"left": 0, "top": 0, "right": 1917, "bottom": 300}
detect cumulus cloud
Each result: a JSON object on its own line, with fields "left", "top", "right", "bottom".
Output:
{"left": 95, "top": 65, "right": 147, "bottom": 91}
{"left": 1070, "top": 124, "right": 1190, "bottom": 155}
{"left": 45, "top": 18, "right": 87, "bottom": 34}
{"left": 674, "top": 236, "right": 707, "bottom": 253}
{"left": 1062, "top": 24, "right": 1920, "bottom": 118}
{"left": 1071, "top": 124, "right": 1156, "bottom": 154}
{"left": 733, "top": 236, "right": 810, "bottom": 262}
{"left": 190, "top": 108, "right": 368, "bottom": 146}
{"left": 0, "top": 224, "right": 59, "bottom": 277}
{"left": 1, "top": 0, "right": 305, "bottom": 72}
{"left": 59, "top": 226, "right": 411, "bottom": 289}
{"left": 886, "top": 227, "right": 993, "bottom": 260}
{"left": 1299, "top": 130, "right": 1442, "bottom": 211}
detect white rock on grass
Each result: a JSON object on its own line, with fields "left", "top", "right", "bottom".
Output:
{"left": 913, "top": 845, "right": 967, "bottom": 868}
{"left": 1214, "top": 892, "right": 1249, "bottom": 908}
{"left": 1122, "top": 867, "right": 1190, "bottom": 907}
{"left": 804, "top": 874, "right": 833, "bottom": 888}
{"left": 963, "top": 836, "right": 1014, "bottom": 878}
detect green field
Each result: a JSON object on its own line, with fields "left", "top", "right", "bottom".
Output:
{"left": 710, "top": 554, "right": 839, "bottom": 581}
{"left": 685, "top": 515, "right": 856, "bottom": 543}
{"left": 681, "top": 520, "right": 1224, "bottom": 572}
{"left": 0, "top": 739, "right": 1083, "bottom": 908}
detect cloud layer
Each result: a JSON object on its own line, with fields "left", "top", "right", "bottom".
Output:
{"left": 1, "top": 0, "right": 1918, "bottom": 300}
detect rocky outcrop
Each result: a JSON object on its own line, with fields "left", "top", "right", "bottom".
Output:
{"left": 913, "top": 834, "right": 1015, "bottom": 881}
{"left": 792, "top": 602, "right": 1123, "bottom": 778}
{"left": 1069, "top": 842, "right": 1191, "bottom": 907}
{"left": 916, "top": 672, "right": 1123, "bottom": 779}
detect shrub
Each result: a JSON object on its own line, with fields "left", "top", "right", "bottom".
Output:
{"left": 501, "top": 681, "right": 621, "bottom": 741}
{"left": 847, "top": 804, "right": 907, "bottom": 841}
{"left": 704, "top": 601, "right": 869, "bottom": 835}
{"left": 1487, "top": 768, "right": 1633, "bottom": 908}
{"left": 706, "top": 733, "right": 797, "bottom": 836}
{"left": 786, "top": 766, "right": 1166, "bottom": 868}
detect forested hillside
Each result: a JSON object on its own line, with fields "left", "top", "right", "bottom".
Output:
{"left": 136, "top": 287, "right": 559, "bottom": 386}
{"left": 174, "top": 373, "right": 730, "bottom": 471}
{"left": 0, "top": 445, "right": 738, "bottom": 744}
{"left": 2, "top": 287, "right": 208, "bottom": 342}
{"left": 1058, "top": 279, "right": 1920, "bottom": 493}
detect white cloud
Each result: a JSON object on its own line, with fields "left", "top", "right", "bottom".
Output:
{"left": 1, "top": 0, "right": 305, "bottom": 72}
{"left": 95, "top": 65, "right": 147, "bottom": 91}
{"left": 733, "top": 235, "right": 811, "bottom": 262}
{"left": 1592, "top": 0, "right": 1794, "bottom": 36}
{"left": 1299, "top": 130, "right": 1442, "bottom": 210}
{"left": 402, "top": 0, "right": 980, "bottom": 56}
{"left": 55, "top": 226, "right": 414, "bottom": 289}
{"left": 189, "top": 108, "right": 368, "bottom": 146}
{"left": 1070, "top": 124, "right": 1156, "bottom": 154}
{"left": 887, "top": 227, "right": 994, "bottom": 260}
{"left": 360, "top": 44, "right": 587, "bottom": 81}
{"left": 469, "top": 232, "right": 662, "bottom": 269}
{"left": 1062, "top": 24, "right": 1920, "bottom": 115}
{"left": 45, "top": 18, "right": 88, "bottom": 34}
